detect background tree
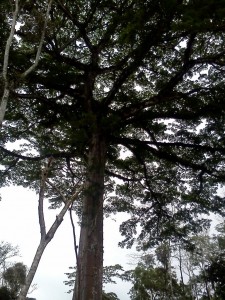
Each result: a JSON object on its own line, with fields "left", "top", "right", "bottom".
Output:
{"left": 200, "top": 221, "right": 225, "bottom": 299}
{"left": 3, "top": 262, "right": 26, "bottom": 299}
{"left": 0, "top": 242, "right": 19, "bottom": 271}
{"left": 130, "top": 223, "right": 225, "bottom": 300}
{"left": 128, "top": 251, "right": 186, "bottom": 300}
{"left": 0, "top": 257, "right": 33, "bottom": 300}
{"left": 204, "top": 253, "right": 225, "bottom": 299}
{"left": 1, "top": 1, "right": 225, "bottom": 299}
{"left": 0, "top": 242, "right": 21, "bottom": 300}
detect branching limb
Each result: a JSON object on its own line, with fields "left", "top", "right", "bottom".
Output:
{"left": 113, "top": 136, "right": 217, "bottom": 174}
{"left": 1, "top": 0, "right": 53, "bottom": 126}
{"left": 0, "top": 0, "right": 19, "bottom": 125}
{"left": 21, "top": 0, "right": 53, "bottom": 78}
{"left": 18, "top": 178, "right": 82, "bottom": 300}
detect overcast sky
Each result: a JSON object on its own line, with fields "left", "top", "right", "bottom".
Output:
{"left": 0, "top": 185, "right": 133, "bottom": 300}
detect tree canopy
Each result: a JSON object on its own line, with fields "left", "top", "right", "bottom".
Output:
{"left": 1, "top": 0, "right": 225, "bottom": 299}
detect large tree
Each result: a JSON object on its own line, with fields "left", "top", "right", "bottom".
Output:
{"left": 1, "top": 0, "right": 225, "bottom": 299}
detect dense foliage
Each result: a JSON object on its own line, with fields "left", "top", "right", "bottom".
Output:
{"left": 1, "top": 0, "right": 225, "bottom": 246}
{"left": 1, "top": 0, "right": 225, "bottom": 298}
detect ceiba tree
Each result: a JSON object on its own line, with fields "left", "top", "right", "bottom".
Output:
{"left": 1, "top": 0, "right": 225, "bottom": 299}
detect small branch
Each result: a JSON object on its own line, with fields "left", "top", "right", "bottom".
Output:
{"left": 46, "top": 178, "right": 67, "bottom": 203}
{"left": 105, "top": 169, "right": 140, "bottom": 182}
{"left": 0, "top": 145, "right": 73, "bottom": 160}
{"left": 1, "top": 157, "right": 20, "bottom": 177}
{"left": 66, "top": 157, "right": 76, "bottom": 185}
{"left": 0, "top": 0, "right": 19, "bottom": 125}
{"left": 21, "top": 0, "right": 53, "bottom": 78}
{"left": 69, "top": 206, "right": 79, "bottom": 265}
{"left": 2, "top": 1, "right": 19, "bottom": 81}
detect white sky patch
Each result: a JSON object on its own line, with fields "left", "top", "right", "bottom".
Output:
{"left": 134, "top": 85, "right": 142, "bottom": 92}
{"left": 119, "top": 145, "right": 133, "bottom": 160}
{"left": 5, "top": 139, "right": 39, "bottom": 157}
{"left": 104, "top": 87, "right": 110, "bottom": 92}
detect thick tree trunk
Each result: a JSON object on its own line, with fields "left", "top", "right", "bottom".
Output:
{"left": 73, "top": 132, "right": 106, "bottom": 300}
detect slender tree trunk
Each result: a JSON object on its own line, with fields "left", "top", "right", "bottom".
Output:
{"left": 18, "top": 239, "right": 49, "bottom": 300}
{"left": 18, "top": 188, "right": 81, "bottom": 300}
{"left": 167, "top": 240, "right": 174, "bottom": 300}
{"left": 73, "top": 131, "right": 106, "bottom": 300}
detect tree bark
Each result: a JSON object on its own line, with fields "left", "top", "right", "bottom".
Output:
{"left": 73, "top": 131, "right": 106, "bottom": 300}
